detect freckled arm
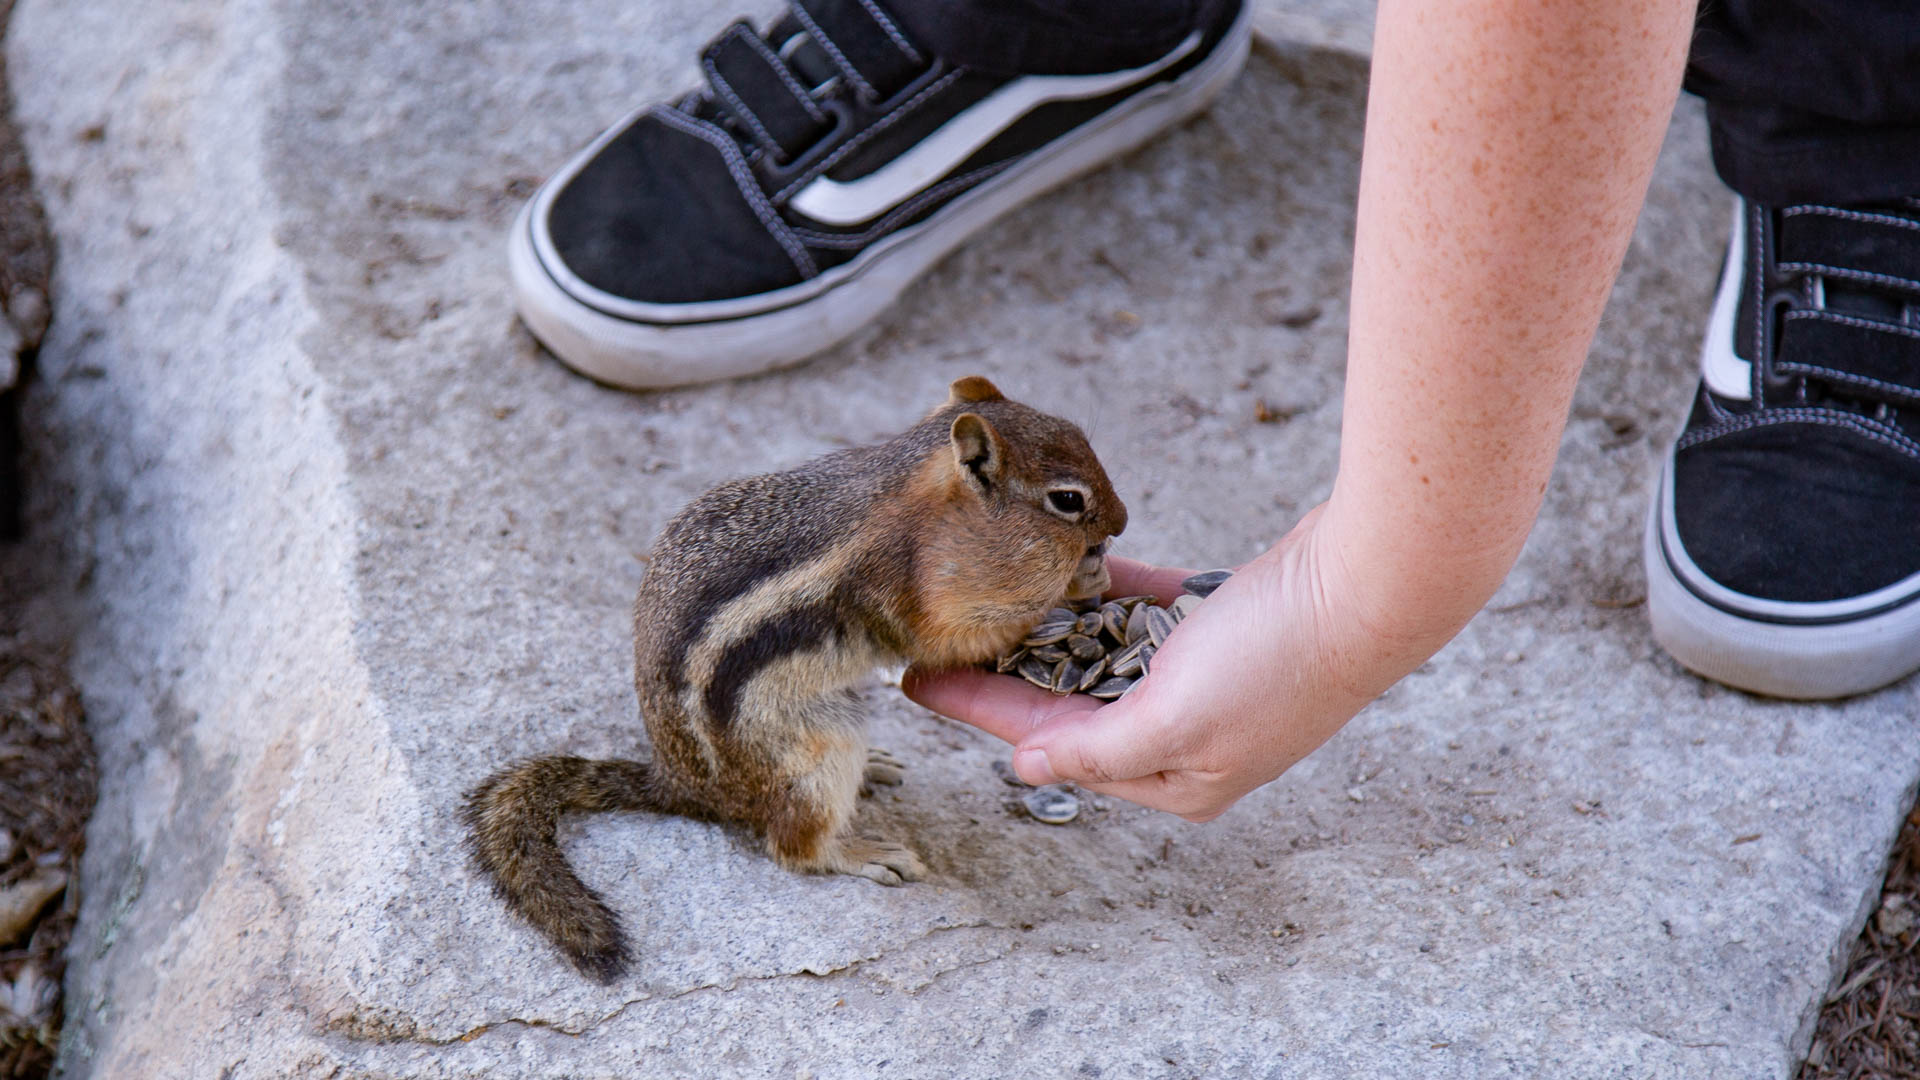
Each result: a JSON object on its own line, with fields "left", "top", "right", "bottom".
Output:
{"left": 1325, "top": 0, "right": 1697, "bottom": 651}
{"left": 908, "top": 0, "right": 1704, "bottom": 820}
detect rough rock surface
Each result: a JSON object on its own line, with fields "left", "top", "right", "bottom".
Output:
{"left": 1253, "top": 0, "right": 1373, "bottom": 55}
{"left": 10, "top": 0, "right": 1916, "bottom": 1077}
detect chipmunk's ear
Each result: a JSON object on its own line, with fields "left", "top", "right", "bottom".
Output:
{"left": 946, "top": 376, "right": 1005, "bottom": 405}
{"left": 950, "top": 412, "right": 1006, "bottom": 491}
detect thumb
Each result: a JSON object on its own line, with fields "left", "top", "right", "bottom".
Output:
{"left": 1015, "top": 698, "right": 1169, "bottom": 787}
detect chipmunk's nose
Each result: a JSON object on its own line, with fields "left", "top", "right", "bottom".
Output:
{"left": 1101, "top": 497, "right": 1128, "bottom": 538}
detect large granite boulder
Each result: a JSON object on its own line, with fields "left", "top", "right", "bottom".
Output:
{"left": 10, "top": 0, "right": 1914, "bottom": 1075}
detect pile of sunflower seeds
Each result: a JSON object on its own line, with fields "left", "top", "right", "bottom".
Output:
{"left": 993, "top": 569, "right": 1233, "bottom": 699}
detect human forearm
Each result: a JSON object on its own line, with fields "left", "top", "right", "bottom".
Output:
{"left": 1326, "top": 0, "right": 1696, "bottom": 647}
{"left": 905, "top": 0, "right": 1704, "bottom": 820}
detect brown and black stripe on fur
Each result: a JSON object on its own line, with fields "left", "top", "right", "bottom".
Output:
{"left": 464, "top": 377, "right": 1126, "bottom": 982}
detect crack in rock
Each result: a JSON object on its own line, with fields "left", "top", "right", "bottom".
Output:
{"left": 329, "top": 919, "right": 1003, "bottom": 1048}
{"left": 877, "top": 945, "right": 1016, "bottom": 997}
{"left": 1641, "top": 1027, "right": 1732, "bottom": 1051}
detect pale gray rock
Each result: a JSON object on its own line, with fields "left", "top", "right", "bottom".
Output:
{"left": 1253, "top": 0, "right": 1375, "bottom": 56}
{"left": 8, "top": 0, "right": 1914, "bottom": 1078}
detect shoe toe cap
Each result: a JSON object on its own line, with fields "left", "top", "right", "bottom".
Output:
{"left": 539, "top": 112, "right": 806, "bottom": 307}
{"left": 1672, "top": 418, "right": 1920, "bottom": 604}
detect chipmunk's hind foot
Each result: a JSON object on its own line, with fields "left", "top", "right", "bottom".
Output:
{"left": 765, "top": 786, "right": 926, "bottom": 885}
{"left": 830, "top": 836, "right": 928, "bottom": 886}
{"left": 860, "top": 747, "right": 906, "bottom": 796}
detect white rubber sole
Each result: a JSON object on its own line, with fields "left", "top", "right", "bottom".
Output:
{"left": 1644, "top": 456, "right": 1920, "bottom": 699}
{"left": 508, "top": 4, "right": 1253, "bottom": 390}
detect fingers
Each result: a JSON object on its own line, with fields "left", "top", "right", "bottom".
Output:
{"left": 1105, "top": 556, "right": 1199, "bottom": 604}
{"left": 1014, "top": 695, "right": 1180, "bottom": 788}
{"left": 1069, "top": 770, "right": 1235, "bottom": 823}
{"left": 903, "top": 668, "right": 1245, "bottom": 822}
{"left": 904, "top": 667, "right": 1179, "bottom": 786}
{"left": 901, "top": 666, "right": 1104, "bottom": 747}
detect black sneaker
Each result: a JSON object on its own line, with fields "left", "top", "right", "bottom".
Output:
{"left": 508, "top": 0, "right": 1251, "bottom": 389}
{"left": 1645, "top": 197, "right": 1920, "bottom": 698}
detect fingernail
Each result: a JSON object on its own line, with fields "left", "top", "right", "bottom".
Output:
{"left": 1013, "top": 748, "right": 1058, "bottom": 786}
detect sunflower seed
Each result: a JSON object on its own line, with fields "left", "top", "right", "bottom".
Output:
{"left": 1022, "top": 618, "right": 1076, "bottom": 647}
{"left": 1030, "top": 644, "right": 1071, "bottom": 664}
{"left": 1077, "top": 655, "right": 1110, "bottom": 693}
{"left": 1181, "top": 569, "right": 1233, "bottom": 597}
{"left": 1018, "top": 655, "right": 1056, "bottom": 690}
{"left": 1024, "top": 786, "right": 1080, "bottom": 824}
{"left": 1066, "top": 633, "right": 1105, "bottom": 663}
{"left": 1144, "top": 606, "right": 1175, "bottom": 647}
{"left": 1051, "top": 657, "right": 1084, "bottom": 695}
{"left": 991, "top": 595, "right": 1183, "bottom": 697}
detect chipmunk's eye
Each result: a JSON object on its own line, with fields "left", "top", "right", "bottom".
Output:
{"left": 1046, "top": 489, "right": 1086, "bottom": 516}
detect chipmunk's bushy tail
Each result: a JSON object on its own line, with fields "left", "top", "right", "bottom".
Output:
{"left": 463, "top": 755, "right": 682, "bottom": 983}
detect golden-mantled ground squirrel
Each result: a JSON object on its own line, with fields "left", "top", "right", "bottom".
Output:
{"left": 465, "top": 376, "right": 1127, "bottom": 982}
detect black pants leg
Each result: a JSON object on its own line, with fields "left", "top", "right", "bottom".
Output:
{"left": 893, "top": 0, "right": 1917, "bottom": 203}
{"left": 887, "top": 0, "right": 1207, "bottom": 76}
{"left": 1686, "top": 1, "right": 1920, "bottom": 205}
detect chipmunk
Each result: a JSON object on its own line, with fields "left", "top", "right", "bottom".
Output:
{"left": 465, "top": 376, "right": 1126, "bottom": 982}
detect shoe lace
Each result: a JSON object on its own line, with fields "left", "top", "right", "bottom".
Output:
{"left": 675, "top": 18, "right": 854, "bottom": 169}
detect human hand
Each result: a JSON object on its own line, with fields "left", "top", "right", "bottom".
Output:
{"left": 905, "top": 506, "right": 1424, "bottom": 822}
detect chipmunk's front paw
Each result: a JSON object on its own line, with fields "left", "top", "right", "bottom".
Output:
{"left": 1064, "top": 540, "right": 1111, "bottom": 600}
{"left": 836, "top": 838, "right": 927, "bottom": 886}
{"left": 860, "top": 747, "right": 906, "bottom": 796}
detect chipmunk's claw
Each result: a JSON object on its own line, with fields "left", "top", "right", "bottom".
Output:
{"left": 861, "top": 747, "right": 906, "bottom": 796}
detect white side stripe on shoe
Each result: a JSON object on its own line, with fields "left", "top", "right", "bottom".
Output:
{"left": 788, "top": 31, "right": 1200, "bottom": 227}
{"left": 1701, "top": 198, "right": 1753, "bottom": 401}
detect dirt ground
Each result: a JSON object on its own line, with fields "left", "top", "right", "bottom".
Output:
{"left": 1799, "top": 804, "right": 1920, "bottom": 1079}
{"left": 1, "top": 2, "right": 88, "bottom": 1075}
{"left": 0, "top": 645, "right": 91, "bottom": 1080}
